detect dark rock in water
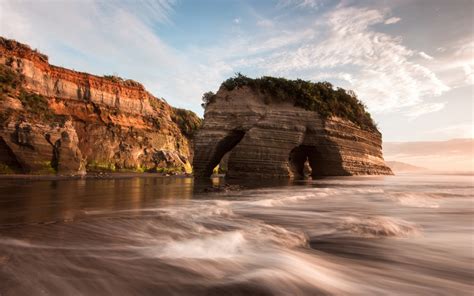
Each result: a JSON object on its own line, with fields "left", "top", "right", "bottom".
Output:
{"left": 194, "top": 76, "right": 393, "bottom": 178}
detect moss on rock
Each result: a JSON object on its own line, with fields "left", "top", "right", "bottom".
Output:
{"left": 86, "top": 160, "right": 116, "bottom": 172}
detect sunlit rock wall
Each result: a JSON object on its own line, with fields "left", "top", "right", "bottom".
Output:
{"left": 0, "top": 37, "right": 200, "bottom": 175}
{"left": 194, "top": 86, "right": 392, "bottom": 178}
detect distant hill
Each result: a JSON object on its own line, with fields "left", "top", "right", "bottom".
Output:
{"left": 385, "top": 161, "right": 428, "bottom": 173}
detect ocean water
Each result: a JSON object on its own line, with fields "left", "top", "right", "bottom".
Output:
{"left": 0, "top": 174, "right": 472, "bottom": 295}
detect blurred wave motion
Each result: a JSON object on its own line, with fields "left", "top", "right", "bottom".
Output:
{"left": 0, "top": 174, "right": 472, "bottom": 295}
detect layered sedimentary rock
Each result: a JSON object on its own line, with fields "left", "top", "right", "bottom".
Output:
{"left": 194, "top": 81, "right": 392, "bottom": 178}
{"left": 0, "top": 37, "right": 200, "bottom": 175}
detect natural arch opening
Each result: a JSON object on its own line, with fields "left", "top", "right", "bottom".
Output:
{"left": 288, "top": 145, "right": 321, "bottom": 179}
{"left": 204, "top": 130, "right": 245, "bottom": 177}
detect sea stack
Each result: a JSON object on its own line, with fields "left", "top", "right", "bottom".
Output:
{"left": 193, "top": 74, "right": 393, "bottom": 178}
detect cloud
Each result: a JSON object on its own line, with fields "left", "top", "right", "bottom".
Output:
{"left": 256, "top": 19, "right": 274, "bottom": 28}
{"left": 0, "top": 1, "right": 461, "bottom": 119}
{"left": 427, "top": 124, "right": 474, "bottom": 139}
{"left": 419, "top": 51, "right": 434, "bottom": 60}
{"left": 403, "top": 102, "right": 445, "bottom": 118}
{"left": 246, "top": 29, "right": 314, "bottom": 54}
{"left": 231, "top": 7, "right": 449, "bottom": 114}
{"left": 384, "top": 17, "right": 401, "bottom": 24}
{"left": 463, "top": 64, "right": 474, "bottom": 84}
{"left": 428, "top": 38, "right": 474, "bottom": 87}
{"left": 456, "top": 42, "right": 474, "bottom": 84}
{"left": 0, "top": 0, "right": 230, "bottom": 114}
{"left": 233, "top": 18, "right": 241, "bottom": 24}
{"left": 278, "top": 0, "right": 323, "bottom": 9}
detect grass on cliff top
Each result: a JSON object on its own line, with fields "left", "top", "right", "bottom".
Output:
{"left": 148, "top": 97, "right": 202, "bottom": 137}
{"left": 103, "top": 75, "right": 144, "bottom": 88}
{"left": 1, "top": 37, "right": 49, "bottom": 62}
{"left": 208, "top": 73, "right": 377, "bottom": 132}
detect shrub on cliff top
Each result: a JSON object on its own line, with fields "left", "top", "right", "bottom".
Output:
{"left": 201, "top": 91, "right": 216, "bottom": 109}
{"left": 103, "top": 75, "right": 143, "bottom": 88}
{"left": 172, "top": 108, "right": 202, "bottom": 137}
{"left": 0, "top": 37, "right": 49, "bottom": 62}
{"left": 219, "top": 73, "right": 377, "bottom": 132}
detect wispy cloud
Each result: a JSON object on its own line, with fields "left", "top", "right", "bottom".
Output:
{"left": 278, "top": 0, "right": 324, "bottom": 9}
{"left": 419, "top": 51, "right": 434, "bottom": 60}
{"left": 0, "top": 0, "right": 467, "bottom": 126}
{"left": 0, "top": 0, "right": 227, "bottom": 112}
{"left": 427, "top": 38, "right": 474, "bottom": 87}
{"left": 384, "top": 17, "right": 401, "bottom": 24}
{"left": 256, "top": 19, "right": 274, "bottom": 28}
{"left": 222, "top": 7, "right": 449, "bottom": 114}
{"left": 403, "top": 102, "right": 445, "bottom": 118}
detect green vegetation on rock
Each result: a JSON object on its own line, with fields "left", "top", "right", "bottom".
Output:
{"left": 33, "top": 161, "right": 57, "bottom": 175}
{"left": 201, "top": 91, "right": 216, "bottom": 109}
{"left": 155, "top": 166, "right": 184, "bottom": 175}
{"left": 149, "top": 97, "right": 162, "bottom": 111}
{"left": 0, "top": 64, "right": 22, "bottom": 101}
{"left": 86, "top": 160, "right": 116, "bottom": 172}
{"left": 103, "top": 75, "right": 144, "bottom": 88}
{"left": 171, "top": 108, "right": 202, "bottom": 137}
{"left": 0, "top": 37, "right": 48, "bottom": 62}
{"left": 219, "top": 73, "right": 377, "bottom": 132}
{"left": 18, "top": 91, "right": 51, "bottom": 118}
{"left": 0, "top": 163, "right": 15, "bottom": 174}
{"left": 0, "top": 63, "right": 66, "bottom": 125}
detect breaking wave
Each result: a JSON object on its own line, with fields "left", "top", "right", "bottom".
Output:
{"left": 337, "top": 216, "right": 420, "bottom": 237}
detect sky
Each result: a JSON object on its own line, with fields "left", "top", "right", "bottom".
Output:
{"left": 0, "top": 0, "right": 473, "bottom": 143}
{"left": 384, "top": 138, "right": 473, "bottom": 171}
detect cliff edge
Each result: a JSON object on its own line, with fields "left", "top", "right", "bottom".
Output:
{"left": 0, "top": 37, "right": 201, "bottom": 175}
{"left": 194, "top": 74, "right": 393, "bottom": 178}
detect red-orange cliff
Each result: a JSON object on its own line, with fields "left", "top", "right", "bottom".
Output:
{"left": 0, "top": 37, "right": 201, "bottom": 175}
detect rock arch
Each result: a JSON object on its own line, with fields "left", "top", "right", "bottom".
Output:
{"left": 193, "top": 85, "right": 392, "bottom": 179}
{"left": 289, "top": 145, "right": 316, "bottom": 178}
{"left": 193, "top": 129, "right": 245, "bottom": 177}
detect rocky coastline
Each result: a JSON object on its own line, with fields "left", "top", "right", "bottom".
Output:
{"left": 0, "top": 37, "right": 200, "bottom": 176}
{"left": 0, "top": 38, "right": 392, "bottom": 179}
{"left": 194, "top": 75, "right": 393, "bottom": 178}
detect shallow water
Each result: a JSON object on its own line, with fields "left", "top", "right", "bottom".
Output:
{"left": 0, "top": 174, "right": 472, "bottom": 295}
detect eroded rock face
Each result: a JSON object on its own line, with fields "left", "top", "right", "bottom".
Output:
{"left": 0, "top": 37, "right": 200, "bottom": 175}
{"left": 194, "top": 86, "right": 393, "bottom": 178}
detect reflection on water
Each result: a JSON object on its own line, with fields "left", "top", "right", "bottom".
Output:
{"left": 0, "top": 174, "right": 473, "bottom": 295}
{"left": 0, "top": 176, "right": 195, "bottom": 226}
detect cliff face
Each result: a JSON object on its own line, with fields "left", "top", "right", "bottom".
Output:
{"left": 0, "top": 37, "right": 201, "bottom": 175}
{"left": 194, "top": 84, "right": 392, "bottom": 178}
